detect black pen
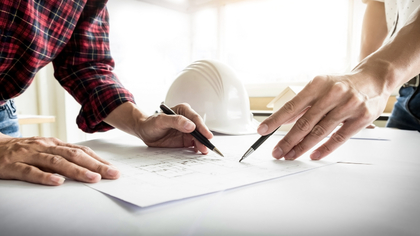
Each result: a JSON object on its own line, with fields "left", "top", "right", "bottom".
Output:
{"left": 159, "top": 102, "right": 224, "bottom": 157}
{"left": 239, "top": 127, "right": 280, "bottom": 162}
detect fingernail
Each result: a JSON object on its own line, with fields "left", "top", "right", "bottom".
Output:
{"left": 184, "top": 121, "right": 195, "bottom": 131}
{"left": 107, "top": 166, "right": 120, "bottom": 178}
{"left": 311, "top": 150, "right": 321, "bottom": 160}
{"left": 284, "top": 149, "right": 296, "bottom": 160}
{"left": 86, "top": 171, "right": 101, "bottom": 181}
{"left": 50, "top": 175, "right": 65, "bottom": 185}
{"left": 258, "top": 124, "right": 268, "bottom": 134}
{"left": 272, "top": 146, "right": 283, "bottom": 159}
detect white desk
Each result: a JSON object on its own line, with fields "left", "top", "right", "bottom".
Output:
{"left": 1, "top": 128, "right": 419, "bottom": 236}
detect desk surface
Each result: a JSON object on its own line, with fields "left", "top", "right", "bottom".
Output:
{"left": 1, "top": 128, "right": 419, "bottom": 236}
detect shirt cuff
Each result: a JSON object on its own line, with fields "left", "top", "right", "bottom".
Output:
{"left": 76, "top": 86, "right": 136, "bottom": 133}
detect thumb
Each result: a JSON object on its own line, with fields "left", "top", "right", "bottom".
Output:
{"left": 161, "top": 114, "right": 196, "bottom": 133}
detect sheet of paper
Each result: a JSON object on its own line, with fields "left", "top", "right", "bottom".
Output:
{"left": 85, "top": 134, "right": 334, "bottom": 207}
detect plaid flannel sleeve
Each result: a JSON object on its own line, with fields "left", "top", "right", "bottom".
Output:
{"left": 52, "top": 1, "right": 135, "bottom": 133}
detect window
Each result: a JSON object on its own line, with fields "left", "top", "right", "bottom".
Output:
{"left": 191, "top": 0, "right": 366, "bottom": 96}
{"left": 108, "top": 0, "right": 367, "bottom": 111}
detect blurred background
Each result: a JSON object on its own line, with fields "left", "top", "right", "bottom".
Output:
{"left": 15, "top": 0, "right": 373, "bottom": 143}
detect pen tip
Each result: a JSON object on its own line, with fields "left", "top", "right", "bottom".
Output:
{"left": 213, "top": 147, "right": 224, "bottom": 157}
{"left": 239, "top": 148, "right": 254, "bottom": 162}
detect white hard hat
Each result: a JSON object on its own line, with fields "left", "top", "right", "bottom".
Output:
{"left": 165, "top": 59, "right": 259, "bottom": 135}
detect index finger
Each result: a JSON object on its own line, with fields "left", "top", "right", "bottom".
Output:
{"left": 258, "top": 85, "right": 315, "bottom": 135}
{"left": 47, "top": 145, "right": 120, "bottom": 180}
{"left": 60, "top": 142, "right": 110, "bottom": 165}
{"left": 44, "top": 137, "right": 110, "bottom": 165}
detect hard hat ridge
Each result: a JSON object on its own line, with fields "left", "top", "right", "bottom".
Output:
{"left": 165, "top": 59, "right": 259, "bottom": 135}
{"left": 185, "top": 61, "right": 224, "bottom": 101}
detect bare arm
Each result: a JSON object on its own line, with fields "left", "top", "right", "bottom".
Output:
{"left": 359, "top": 1, "right": 388, "bottom": 60}
{"left": 359, "top": 4, "right": 420, "bottom": 90}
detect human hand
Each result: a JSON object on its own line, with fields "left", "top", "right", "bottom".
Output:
{"left": 258, "top": 73, "right": 389, "bottom": 160}
{"left": 135, "top": 103, "right": 213, "bottom": 154}
{"left": 0, "top": 135, "right": 120, "bottom": 186}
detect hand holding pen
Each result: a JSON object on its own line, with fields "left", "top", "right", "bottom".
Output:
{"left": 160, "top": 102, "right": 224, "bottom": 157}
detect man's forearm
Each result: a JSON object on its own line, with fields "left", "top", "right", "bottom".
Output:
{"left": 360, "top": 1, "right": 388, "bottom": 60}
{"left": 103, "top": 102, "right": 148, "bottom": 139}
{"left": 357, "top": 5, "right": 420, "bottom": 93}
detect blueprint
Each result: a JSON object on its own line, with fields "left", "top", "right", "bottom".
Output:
{"left": 85, "top": 134, "right": 334, "bottom": 207}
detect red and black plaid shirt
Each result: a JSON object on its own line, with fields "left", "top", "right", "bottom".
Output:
{"left": 0, "top": 0, "right": 135, "bottom": 133}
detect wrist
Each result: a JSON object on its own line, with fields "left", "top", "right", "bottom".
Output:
{"left": 352, "top": 56, "right": 398, "bottom": 97}
{"left": 104, "top": 102, "right": 148, "bottom": 139}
